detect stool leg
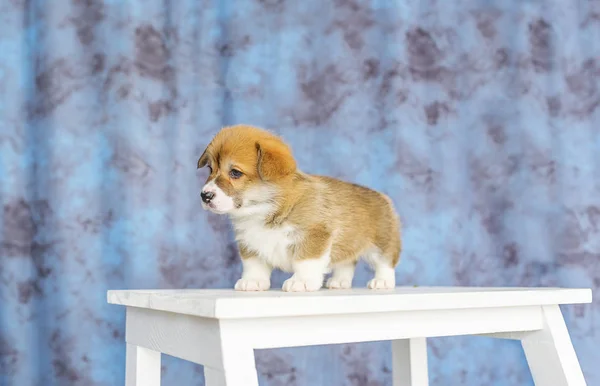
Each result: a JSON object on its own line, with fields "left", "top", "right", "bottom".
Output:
{"left": 204, "top": 364, "right": 258, "bottom": 386}
{"left": 204, "top": 344, "right": 258, "bottom": 386}
{"left": 392, "top": 338, "right": 429, "bottom": 386}
{"left": 125, "top": 344, "right": 161, "bottom": 386}
{"left": 522, "top": 305, "right": 586, "bottom": 386}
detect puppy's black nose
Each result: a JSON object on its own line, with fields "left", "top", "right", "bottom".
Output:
{"left": 201, "top": 191, "right": 215, "bottom": 203}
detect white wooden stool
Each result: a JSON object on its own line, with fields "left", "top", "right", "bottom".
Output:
{"left": 107, "top": 287, "right": 591, "bottom": 386}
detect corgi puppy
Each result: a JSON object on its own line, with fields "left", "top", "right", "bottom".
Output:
{"left": 197, "top": 125, "right": 401, "bottom": 292}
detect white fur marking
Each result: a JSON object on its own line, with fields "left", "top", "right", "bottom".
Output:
{"left": 326, "top": 263, "right": 355, "bottom": 289}
{"left": 232, "top": 214, "right": 298, "bottom": 273}
{"left": 365, "top": 250, "right": 396, "bottom": 290}
{"left": 235, "top": 258, "right": 272, "bottom": 291}
{"left": 282, "top": 252, "right": 330, "bottom": 292}
{"left": 229, "top": 184, "right": 277, "bottom": 218}
{"left": 202, "top": 180, "right": 235, "bottom": 213}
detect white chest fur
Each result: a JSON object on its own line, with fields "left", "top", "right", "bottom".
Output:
{"left": 232, "top": 217, "right": 298, "bottom": 272}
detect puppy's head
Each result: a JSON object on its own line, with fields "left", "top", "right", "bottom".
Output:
{"left": 197, "top": 125, "right": 296, "bottom": 215}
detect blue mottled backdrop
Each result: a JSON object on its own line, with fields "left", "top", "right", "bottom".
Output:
{"left": 1, "top": 0, "right": 599, "bottom": 385}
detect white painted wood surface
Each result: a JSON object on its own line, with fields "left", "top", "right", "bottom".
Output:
{"left": 392, "top": 338, "right": 429, "bottom": 386}
{"left": 108, "top": 287, "right": 592, "bottom": 386}
{"left": 522, "top": 305, "right": 587, "bottom": 386}
{"left": 126, "top": 344, "right": 161, "bottom": 386}
{"left": 108, "top": 286, "right": 591, "bottom": 319}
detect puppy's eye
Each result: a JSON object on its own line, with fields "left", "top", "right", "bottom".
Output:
{"left": 229, "top": 169, "right": 243, "bottom": 179}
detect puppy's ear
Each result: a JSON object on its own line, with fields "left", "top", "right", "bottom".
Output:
{"left": 256, "top": 139, "right": 296, "bottom": 180}
{"left": 197, "top": 148, "right": 209, "bottom": 169}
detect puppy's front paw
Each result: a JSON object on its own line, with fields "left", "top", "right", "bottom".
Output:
{"left": 282, "top": 278, "right": 323, "bottom": 292}
{"left": 367, "top": 278, "right": 395, "bottom": 290}
{"left": 326, "top": 278, "right": 352, "bottom": 289}
{"left": 235, "top": 279, "right": 270, "bottom": 291}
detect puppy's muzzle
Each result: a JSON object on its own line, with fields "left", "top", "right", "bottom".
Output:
{"left": 201, "top": 190, "right": 215, "bottom": 204}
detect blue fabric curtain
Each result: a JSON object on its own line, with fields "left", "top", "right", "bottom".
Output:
{"left": 1, "top": 0, "right": 599, "bottom": 385}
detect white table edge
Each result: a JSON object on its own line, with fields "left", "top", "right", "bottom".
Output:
{"left": 106, "top": 287, "right": 593, "bottom": 320}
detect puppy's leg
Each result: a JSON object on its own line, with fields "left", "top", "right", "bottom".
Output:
{"left": 283, "top": 225, "right": 331, "bottom": 292}
{"left": 283, "top": 254, "right": 330, "bottom": 292}
{"left": 235, "top": 246, "right": 272, "bottom": 291}
{"left": 365, "top": 237, "right": 400, "bottom": 289}
{"left": 366, "top": 252, "right": 396, "bottom": 289}
{"left": 367, "top": 202, "right": 401, "bottom": 290}
{"left": 326, "top": 262, "right": 356, "bottom": 289}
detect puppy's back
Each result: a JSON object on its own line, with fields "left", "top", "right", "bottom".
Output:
{"left": 313, "top": 175, "right": 402, "bottom": 265}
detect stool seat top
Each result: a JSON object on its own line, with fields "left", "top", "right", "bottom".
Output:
{"left": 107, "top": 286, "right": 591, "bottom": 319}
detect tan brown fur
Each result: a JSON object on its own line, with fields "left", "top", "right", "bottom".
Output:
{"left": 284, "top": 174, "right": 401, "bottom": 266}
{"left": 198, "top": 124, "right": 402, "bottom": 270}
